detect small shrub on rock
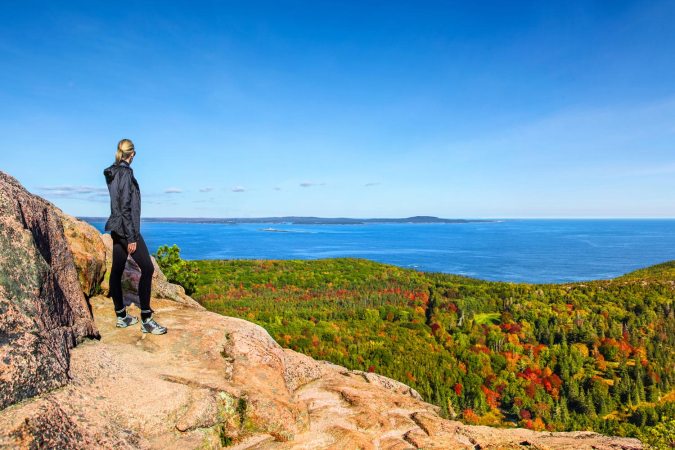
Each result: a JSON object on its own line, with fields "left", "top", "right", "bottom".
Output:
{"left": 154, "top": 244, "right": 198, "bottom": 295}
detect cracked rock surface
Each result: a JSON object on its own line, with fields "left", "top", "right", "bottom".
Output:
{"left": 0, "top": 171, "right": 99, "bottom": 410}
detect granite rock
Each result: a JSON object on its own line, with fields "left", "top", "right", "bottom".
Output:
{"left": 0, "top": 170, "right": 99, "bottom": 410}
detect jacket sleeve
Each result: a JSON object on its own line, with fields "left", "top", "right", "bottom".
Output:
{"left": 118, "top": 170, "right": 138, "bottom": 243}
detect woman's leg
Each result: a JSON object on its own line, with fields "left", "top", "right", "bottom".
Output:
{"left": 109, "top": 232, "right": 129, "bottom": 317}
{"left": 129, "top": 233, "right": 155, "bottom": 320}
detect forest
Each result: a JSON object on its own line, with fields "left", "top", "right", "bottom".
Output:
{"left": 183, "top": 256, "right": 674, "bottom": 447}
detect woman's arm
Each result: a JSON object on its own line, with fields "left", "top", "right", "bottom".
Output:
{"left": 118, "top": 169, "right": 139, "bottom": 247}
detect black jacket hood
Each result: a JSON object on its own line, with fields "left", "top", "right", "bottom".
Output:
{"left": 104, "top": 160, "right": 131, "bottom": 184}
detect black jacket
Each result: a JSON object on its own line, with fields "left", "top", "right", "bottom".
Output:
{"left": 103, "top": 160, "right": 141, "bottom": 243}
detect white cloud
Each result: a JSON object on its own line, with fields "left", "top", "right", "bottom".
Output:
{"left": 199, "top": 187, "right": 213, "bottom": 192}
{"left": 37, "top": 185, "right": 108, "bottom": 202}
{"left": 164, "top": 187, "right": 182, "bottom": 194}
{"left": 232, "top": 186, "right": 246, "bottom": 192}
{"left": 569, "top": 161, "right": 675, "bottom": 179}
{"left": 39, "top": 185, "right": 108, "bottom": 195}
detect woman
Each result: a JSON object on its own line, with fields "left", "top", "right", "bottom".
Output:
{"left": 103, "top": 138, "right": 167, "bottom": 334}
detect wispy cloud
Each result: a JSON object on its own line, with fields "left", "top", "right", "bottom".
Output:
{"left": 37, "top": 185, "right": 109, "bottom": 202}
{"left": 273, "top": 187, "right": 282, "bottom": 191}
{"left": 39, "top": 185, "right": 108, "bottom": 195}
{"left": 232, "top": 186, "right": 246, "bottom": 192}
{"left": 400, "top": 95, "right": 675, "bottom": 187}
{"left": 199, "top": 187, "right": 213, "bottom": 192}
{"left": 300, "top": 181, "right": 326, "bottom": 188}
{"left": 582, "top": 161, "right": 675, "bottom": 178}
{"left": 164, "top": 187, "right": 182, "bottom": 194}
{"left": 364, "top": 182, "right": 380, "bottom": 187}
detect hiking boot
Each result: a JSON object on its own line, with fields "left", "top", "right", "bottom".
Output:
{"left": 116, "top": 313, "right": 139, "bottom": 328}
{"left": 141, "top": 317, "right": 167, "bottom": 335}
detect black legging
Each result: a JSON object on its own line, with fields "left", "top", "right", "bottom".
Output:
{"left": 109, "top": 231, "right": 155, "bottom": 314}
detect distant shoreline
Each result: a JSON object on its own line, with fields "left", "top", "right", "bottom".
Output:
{"left": 78, "top": 215, "right": 495, "bottom": 225}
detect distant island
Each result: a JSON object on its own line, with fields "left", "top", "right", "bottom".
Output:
{"left": 79, "top": 215, "right": 495, "bottom": 225}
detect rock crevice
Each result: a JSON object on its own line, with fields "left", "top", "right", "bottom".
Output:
{"left": 0, "top": 171, "right": 99, "bottom": 410}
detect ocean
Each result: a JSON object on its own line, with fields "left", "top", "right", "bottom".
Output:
{"left": 82, "top": 218, "right": 675, "bottom": 284}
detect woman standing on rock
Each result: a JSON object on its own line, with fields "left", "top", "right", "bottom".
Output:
{"left": 103, "top": 138, "right": 167, "bottom": 335}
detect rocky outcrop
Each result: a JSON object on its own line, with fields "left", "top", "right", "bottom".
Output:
{"left": 0, "top": 170, "right": 643, "bottom": 449}
{"left": 0, "top": 171, "right": 99, "bottom": 410}
{"left": 59, "top": 210, "right": 107, "bottom": 298}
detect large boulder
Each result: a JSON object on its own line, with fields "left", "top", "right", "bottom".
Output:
{"left": 0, "top": 171, "right": 99, "bottom": 409}
{"left": 58, "top": 211, "right": 107, "bottom": 298}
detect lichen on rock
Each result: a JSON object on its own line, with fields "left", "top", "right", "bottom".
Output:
{"left": 0, "top": 170, "right": 100, "bottom": 410}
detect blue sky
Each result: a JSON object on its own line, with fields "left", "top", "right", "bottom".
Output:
{"left": 1, "top": 1, "right": 674, "bottom": 218}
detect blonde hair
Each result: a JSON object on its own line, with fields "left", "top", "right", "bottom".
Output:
{"left": 115, "top": 138, "right": 135, "bottom": 164}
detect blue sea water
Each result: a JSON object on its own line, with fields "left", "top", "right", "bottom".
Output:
{"left": 83, "top": 219, "right": 675, "bottom": 284}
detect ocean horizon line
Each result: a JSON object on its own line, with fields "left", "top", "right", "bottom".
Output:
{"left": 78, "top": 216, "right": 675, "bottom": 221}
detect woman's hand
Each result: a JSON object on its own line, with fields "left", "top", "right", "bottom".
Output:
{"left": 128, "top": 242, "right": 137, "bottom": 254}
